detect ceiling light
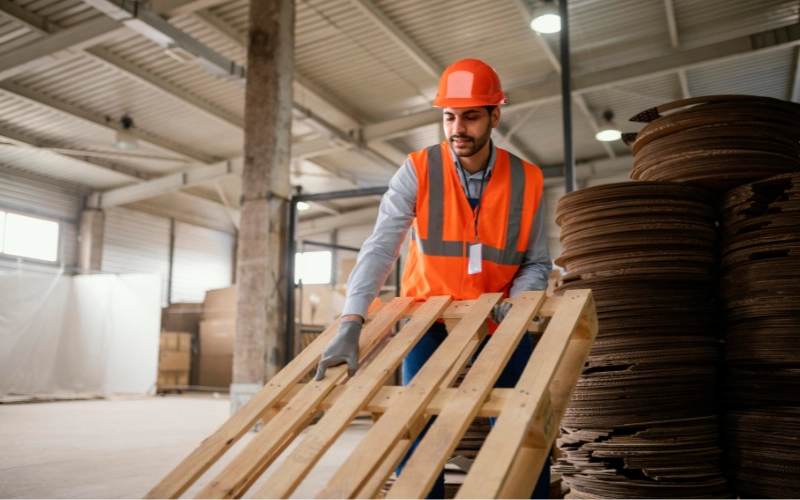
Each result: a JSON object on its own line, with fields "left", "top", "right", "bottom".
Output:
{"left": 296, "top": 201, "right": 310, "bottom": 211}
{"left": 530, "top": 2, "right": 561, "bottom": 34}
{"left": 114, "top": 116, "right": 139, "bottom": 151}
{"left": 595, "top": 110, "right": 622, "bottom": 142}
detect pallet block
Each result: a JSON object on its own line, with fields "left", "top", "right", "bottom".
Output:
{"left": 145, "top": 289, "right": 597, "bottom": 500}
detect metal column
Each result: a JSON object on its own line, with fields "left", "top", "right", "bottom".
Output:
{"left": 560, "top": 0, "right": 575, "bottom": 193}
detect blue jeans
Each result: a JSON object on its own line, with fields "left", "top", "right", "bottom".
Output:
{"left": 395, "top": 321, "right": 551, "bottom": 499}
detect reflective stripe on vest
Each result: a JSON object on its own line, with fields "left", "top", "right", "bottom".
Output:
{"left": 411, "top": 144, "right": 527, "bottom": 266}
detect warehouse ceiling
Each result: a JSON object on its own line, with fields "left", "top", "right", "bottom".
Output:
{"left": 0, "top": 0, "right": 797, "bottom": 234}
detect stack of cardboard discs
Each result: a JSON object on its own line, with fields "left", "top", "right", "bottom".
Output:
{"left": 552, "top": 182, "right": 729, "bottom": 498}
{"left": 719, "top": 172, "right": 800, "bottom": 498}
{"left": 625, "top": 95, "right": 800, "bottom": 191}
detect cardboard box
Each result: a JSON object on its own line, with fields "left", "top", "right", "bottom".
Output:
{"left": 158, "top": 371, "right": 189, "bottom": 389}
{"left": 159, "top": 350, "right": 191, "bottom": 372}
{"left": 338, "top": 257, "right": 357, "bottom": 286}
{"left": 161, "top": 303, "right": 202, "bottom": 335}
{"left": 202, "top": 285, "right": 237, "bottom": 321}
{"left": 296, "top": 285, "right": 345, "bottom": 326}
{"left": 200, "top": 319, "right": 235, "bottom": 357}
{"left": 160, "top": 332, "right": 192, "bottom": 352}
{"left": 197, "top": 354, "right": 233, "bottom": 389}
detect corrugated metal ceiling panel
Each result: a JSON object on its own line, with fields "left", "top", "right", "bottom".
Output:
{"left": 376, "top": 0, "right": 554, "bottom": 90}
{"left": 0, "top": 89, "right": 192, "bottom": 177}
{"left": 675, "top": 0, "right": 798, "bottom": 49}
{"left": 293, "top": 0, "right": 436, "bottom": 121}
{"left": 0, "top": 15, "right": 34, "bottom": 51}
{"left": 687, "top": 47, "right": 794, "bottom": 101}
{"left": 102, "top": 24, "right": 246, "bottom": 123}
{"left": 15, "top": 0, "right": 102, "bottom": 28}
{"left": 9, "top": 50, "right": 243, "bottom": 160}
{"left": 210, "top": 0, "right": 435, "bottom": 122}
{"left": 567, "top": 0, "right": 668, "bottom": 51}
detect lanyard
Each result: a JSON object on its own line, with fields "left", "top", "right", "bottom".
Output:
{"left": 457, "top": 163, "right": 487, "bottom": 242}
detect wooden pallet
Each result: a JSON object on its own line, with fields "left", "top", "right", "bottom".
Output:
{"left": 145, "top": 289, "right": 597, "bottom": 500}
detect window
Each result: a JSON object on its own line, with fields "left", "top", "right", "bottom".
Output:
{"left": 295, "top": 251, "right": 332, "bottom": 285}
{"left": 0, "top": 211, "right": 60, "bottom": 262}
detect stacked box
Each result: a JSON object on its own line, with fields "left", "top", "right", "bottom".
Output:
{"left": 198, "top": 286, "right": 236, "bottom": 389}
{"left": 161, "top": 302, "right": 202, "bottom": 386}
{"left": 158, "top": 332, "right": 191, "bottom": 390}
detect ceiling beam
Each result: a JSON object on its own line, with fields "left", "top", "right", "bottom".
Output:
{"left": 157, "top": 0, "right": 233, "bottom": 18}
{"left": 662, "top": 0, "right": 691, "bottom": 99}
{"left": 573, "top": 95, "right": 615, "bottom": 158}
{"left": 0, "top": 4, "right": 371, "bottom": 190}
{"left": 86, "top": 46, "right": 244, "bottom": 129}
{"left": 88, "top": 158, "right": 243, "bottom": 208}
{"left": 0, "top": 121, "right": 238, "bottom": 230}
{"left": 347, "top": 0, "right": 442, "bottom": 79}
{"left": 677, "top": 69, "right": 691, "bottom": 98}
{"left": 81, "top": 0, "right": 245, "bottom": 81}
{"left": 0, "top": 122, "right": 144, "bottom": 180}
{"left": 0, "top": 80, "right": 217, "bottom": 164}
{"left": 190, "top": 9, "right": 405, "bottom": 172}
{"left": 298, "top": 205, "right": 380, "bottom": 238}
{"left": 0, "top": 0, "right": 228, "bottom": 84}
{"left": 0, "top": 3, "right": 245, "bottom": 131}
{"left": 492, "top": 124, "right": 543, "bottom": 165}
{"left": 0, "top": 15, "right": 121, "bottom": 81}
{"left": 507, "top": 2, "right": 614, "bottom": 160}
{"left": 364, "top": 22, "right": 800, "bottom": 141}
{"left": 664, "top": 0, "right": 680, "bottom": 50}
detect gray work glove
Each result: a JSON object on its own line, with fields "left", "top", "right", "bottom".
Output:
{"left": 315, "top": 320, "right": 362, "bottom": 380}
{"left": 491, "top": 302, "right": 513, "bottom": 324}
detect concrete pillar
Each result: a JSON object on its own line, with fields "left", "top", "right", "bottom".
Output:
{"left": 78, "top": 209, "right": 104, "bottom": 272}
{"left": 231, "top": 0, "right": 295, "bottom": 416}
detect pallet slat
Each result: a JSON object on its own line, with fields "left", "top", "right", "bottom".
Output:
{"left": 146, "top": 291, "right": 595, "bottom": 500}
{"left": 252, "top": 296, "right": 451, "bottom": 499}
{"left": 195, "top": 298, "right": 414, "bottom": 499}
{"left": 388, "top": 291, "right": 547, "bottom": 499}
{"left": 457, "top": 290, "right": 597, "bottom": 499}
{"left": 144, "top": 314, "right": 347, "bottom": 499}
{"left": 317, "top": 294, "right": 503, "bottom": 499}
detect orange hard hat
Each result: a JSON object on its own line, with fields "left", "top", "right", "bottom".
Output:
{"left": 433, "top": 59, "right": 507, "bottom": 108}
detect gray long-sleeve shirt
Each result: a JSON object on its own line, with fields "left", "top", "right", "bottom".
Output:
{"left": 342, "top": 142, "right": 552, "bottom": 319}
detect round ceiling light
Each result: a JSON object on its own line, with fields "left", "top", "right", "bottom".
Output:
{"left": 530, "top": 3, "right": 561, "bottom": 33}
{"left": 596, "top": 110, "right": 622, "bottom": 142}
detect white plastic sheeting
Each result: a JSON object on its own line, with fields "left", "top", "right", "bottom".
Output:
{"left": 102, "top": 208, "right": 171, "bottom": 307}
{"left": 0, "top": 271, "right": 161, "bottom": 397}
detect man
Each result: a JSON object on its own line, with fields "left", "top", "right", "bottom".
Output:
{"left": 315, "top": 59, "right": 552, "bottom": 498}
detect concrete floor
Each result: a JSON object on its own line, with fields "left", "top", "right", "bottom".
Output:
{"left": 0, "top": 393, "right": 372, "bottom": 498}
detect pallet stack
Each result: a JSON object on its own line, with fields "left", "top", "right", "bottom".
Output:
{"left": 552, "top": 183, "right": 728, "bottom": 498}
{"left": 719, "top": 172, "right": 800, "bottom": 497}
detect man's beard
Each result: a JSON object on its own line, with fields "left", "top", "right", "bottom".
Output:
{"left": 449, "top": 125, "right": 492, "bottom": 158}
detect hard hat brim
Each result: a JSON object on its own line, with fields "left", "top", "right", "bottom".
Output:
{"left": 433, "top": 94, "right": 508, "bottom": 108}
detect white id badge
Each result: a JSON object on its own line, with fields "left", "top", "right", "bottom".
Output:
{"left": 468, "top": 243, "right": 483, "bottom": 274}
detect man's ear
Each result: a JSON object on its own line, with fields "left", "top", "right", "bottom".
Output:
{"left": 492, "top": 107, "right": 501, "bottom": 128}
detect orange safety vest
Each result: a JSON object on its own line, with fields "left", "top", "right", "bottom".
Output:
{"left": 401, "top": 142, "right": 544, "bottom": 302}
